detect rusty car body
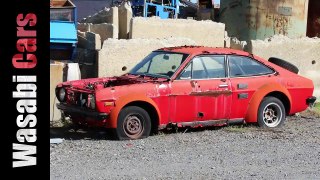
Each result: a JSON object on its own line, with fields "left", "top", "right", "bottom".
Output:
{"left": 56, "top": 46, "right": 316, "bottom": 140}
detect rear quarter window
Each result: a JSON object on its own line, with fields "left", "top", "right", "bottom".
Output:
{"left": 229, "top": 55, "right": 274, "bottom": 77}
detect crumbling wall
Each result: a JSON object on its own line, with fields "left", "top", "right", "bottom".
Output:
{"left": 79, "top": 6, "right": 119, "bottom": 39}
{"left": 224, "top": 32, "right": 247, "bottom": 50}
{"left": 90, "top": 23, "right": 118, "bottom": 41}
{"left": 118, "top": 2, "right": 133, "bottom": 39}
{"left": 98, "top": 38, "right": 196, "bottom": 77}
{"left": 77, "top": 23, "right": 118, "bottom": 41}
{"left": 80, "top": 7, "right": 118, "bottom": 28}
{"left": 247, "top": 35, "right": 320, "bottom": 99}
{"left": 77, "top": 31, "right": 101, "bottom": 50}
{"left": 130, "top": 17, "right": 225, "bottom": 47}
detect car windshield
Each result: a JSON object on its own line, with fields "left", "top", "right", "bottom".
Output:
{"left": 129, "top": 51, "right": 189, "bottom": 79}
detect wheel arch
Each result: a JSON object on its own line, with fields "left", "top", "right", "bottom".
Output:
{"left": 265, "top": 91, "right": 291, "bottom": 115}
{"left": 108, "top": 93, "right": 161, "bottom": 129}
{"left": 124, "top": 101, "right": 160, "bottom": 133}
{"left": 245, "top": 83, "right": 292, "bottom": 123}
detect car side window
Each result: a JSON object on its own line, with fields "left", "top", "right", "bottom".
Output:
{"left": 229, "top": 56, "right": 274, "bottom": 77}
{"left": 178, "top": 55, "right": 226, "bottom": 79}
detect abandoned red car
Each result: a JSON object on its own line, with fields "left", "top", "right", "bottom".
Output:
{"left": 56, "top": 46, "right": 316, "bottom": 140}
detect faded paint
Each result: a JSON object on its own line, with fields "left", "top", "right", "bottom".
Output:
{"left": 220, "top": 0, "right": 309, "bottom": 41}
{"left": 56, "top": 47, "right": 315, "bottom": 137}
{"left": 244, "top": 82, "right": 292, "bottom": 123}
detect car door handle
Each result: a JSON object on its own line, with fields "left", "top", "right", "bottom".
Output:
{"left": 218, "top": 84, "right": 228, "bottom": 88}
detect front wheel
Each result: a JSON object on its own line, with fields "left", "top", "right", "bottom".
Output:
{"left": 257, "top": 97, "right": 286, "bottom": 128}
{"left": 115, "top": 106, "right": 151, "bottom": 140}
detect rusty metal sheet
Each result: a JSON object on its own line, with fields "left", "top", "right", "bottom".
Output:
{"left": 220, "top": 0, "right": 308, "bottom": 41}
{"left": 190, "top": 90, "right": 232, "bottom": 97}
{"left": 278, "top": 6, "right": 292, "bottom": 16}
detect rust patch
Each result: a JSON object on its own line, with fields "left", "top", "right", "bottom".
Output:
{"left": 273, "top": 15, "right": 290, "bottom": 35}
{"left": 190, "top": 90, "right": 232, "bottom": 97}
{"left": 190, "top": 80, "right": 197, "bottom": 88}
{"left": 178, "top": 119, "right": 228, "bottom": 128}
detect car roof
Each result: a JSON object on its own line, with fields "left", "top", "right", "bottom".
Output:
{"left": 157, "top": 46, "right": 251, "bottom": 56}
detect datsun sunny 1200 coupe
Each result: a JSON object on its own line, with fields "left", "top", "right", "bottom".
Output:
{"left": 56, "top": 46, "right": 316, "bottom": 140}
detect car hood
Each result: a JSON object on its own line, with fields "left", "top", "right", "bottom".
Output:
{"left": 57, "top": 74, "right": 169, "bottom": 92}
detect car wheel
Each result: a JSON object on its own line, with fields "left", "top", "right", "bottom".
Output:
{"left": 258, "top": 97, "right": 286, "bottom": 128}
{"left": 115, "top": 106, "right": 151, "bottom": 140}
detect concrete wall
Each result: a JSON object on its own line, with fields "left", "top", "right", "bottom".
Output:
{"left": 118, "top": 2, "right": 132, "bottom": 39}
{"left": 90, "top": 23, "right": 118, "bottom": 41}
{"left": 130, "top": 17, "right": 225, "bottom": 47}
{"left": 247, "top": 35, "right": 320, "bottom": 100}
{"left": 220, "top": 0, "right": 309, "bottom": 41}
{"left": 77, "top": 31, "right": 102, "bottom": 50}
{"left": 77, "top": 23, "right": 90, "bottom": 32}
{"left": 78, "top": 23, "right": 118, "bottom": 42}
{"left": 80, "top": 7, "right": 118, "bottom": 28}
{"left": 98, "top": 38, "right": 196, "bottom": 77}
{"left": 50, "top": 63, "right": 64, "bottom": 124}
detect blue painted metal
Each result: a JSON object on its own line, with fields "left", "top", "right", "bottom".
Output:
{"left": 50, "top": 0, "right": 77, "bottom": 60}
{"left": 131, "top": 0, "right": 180, "bottom": 19}
{"left": 50, "top": 21, "right": 77, "bottom": 44}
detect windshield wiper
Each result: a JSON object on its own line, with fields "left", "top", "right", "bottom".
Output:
{"left": 131, "top": 72, "right": 169, "bottom": 79}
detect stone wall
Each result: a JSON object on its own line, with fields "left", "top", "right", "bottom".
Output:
{"left": 98, "top": 38, "right": 196, "bottom": 77}
{"left": 130, "top": 17, "right": 225, "bottom": 47}
{"left": 118, "top": 2, "right": 133, "bottom": 39}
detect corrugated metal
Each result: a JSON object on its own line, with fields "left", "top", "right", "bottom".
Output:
{"left": 220, "top": 0, "right": 309, "bottom": 41}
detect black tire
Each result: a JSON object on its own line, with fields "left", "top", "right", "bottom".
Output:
{"left": 115, "top": 106, "right": 151, "bottom": 140}
{"left": 257, "top": 97, "right": 286, "bottom": 128}
{"left": 268, "top": 57, "right": 299, "bottom": 74}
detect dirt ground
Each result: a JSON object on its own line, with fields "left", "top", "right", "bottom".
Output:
{"left": 50, "top": 109, "right": 320, "bottom": 179}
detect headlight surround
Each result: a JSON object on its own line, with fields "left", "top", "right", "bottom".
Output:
{"left": 88, "top": 94, "right": 96, "bottom": 109}
{"left": 57, "top": 88, "right": 66, "bottom": 102}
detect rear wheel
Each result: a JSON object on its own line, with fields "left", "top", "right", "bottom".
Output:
{"left": 258, "top": 97, "right": 286, "bottom": 128}
{"left": 115, "top": 106, "right": 151, "bottom": 140}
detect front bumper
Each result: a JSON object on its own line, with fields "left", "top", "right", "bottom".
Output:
{"left": 56, "top": 103, "right": 108, "bottom": 120}
{"left": 306, "top": 96, "right": 317, "bottom": 106}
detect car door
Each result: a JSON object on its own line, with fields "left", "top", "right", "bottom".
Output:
{"left": 228, "top": 55, "right": 276, "bottom": 120}
{"left": 170, "top": 55, "right": 231, "bottom": 123}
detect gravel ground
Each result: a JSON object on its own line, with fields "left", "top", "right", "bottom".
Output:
{"left": 50, "top": 113, "right": 320, "bottom": 179}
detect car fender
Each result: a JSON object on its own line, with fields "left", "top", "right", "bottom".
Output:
{"left": 107, "top": 93, "right": 161, "bottom": 128}
{"left": 245, "top": 82, "right": 292, "bottom": 123}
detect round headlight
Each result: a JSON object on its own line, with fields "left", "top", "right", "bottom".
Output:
{"left": 58, "top": 88, "right": 66, "bottom": 102}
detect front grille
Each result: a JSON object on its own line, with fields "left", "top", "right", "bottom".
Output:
{"left": 67, "top": 91, "right": 95, "bottom": 109}
{"left": 77, "top": 93, "right": 88, "bottom": 107}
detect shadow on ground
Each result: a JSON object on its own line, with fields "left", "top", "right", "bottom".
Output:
{"left": 50, "top": 123, "right": 258, "bottom": 141}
